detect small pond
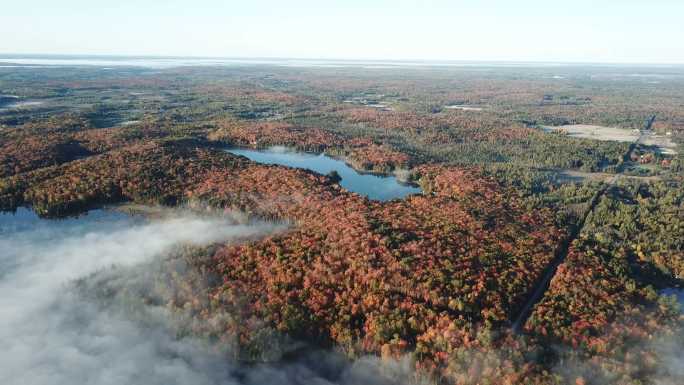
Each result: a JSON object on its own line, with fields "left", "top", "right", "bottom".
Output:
{"left": 226, "top": 147, "right": 421, "bottom": 201}
{"left": 661, "top": 288, "right": 684, "bottom": 312}
{"left": 0, "top": 99, "right": 45, "bottom": 113}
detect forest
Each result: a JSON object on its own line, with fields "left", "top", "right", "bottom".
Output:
{"left": 1, "top": 62, "right": 683, "bottom": 384}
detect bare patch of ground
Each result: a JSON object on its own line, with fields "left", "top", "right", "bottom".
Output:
{"left": 554, "top": 169, "right": 661, "bottom": 184}
{"left": 542, "top": 124, "right": 640, "bottom": 142}
{"left": 640, "top": 133, "right": 679, "bottom": 155}
{"left": 444, "top": 105, "right": 484, "bottom": 111}
{"left": 543, "top": 124, "right": 679, "bottom": 154}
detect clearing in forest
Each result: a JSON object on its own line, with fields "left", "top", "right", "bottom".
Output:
{"left": 542, "top": 124, "right": 640, "bottom": 142}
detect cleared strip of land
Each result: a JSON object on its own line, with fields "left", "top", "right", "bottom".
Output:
{"left": 542, "top": 124, "right": 640, "bottom": 142}
{"left": 543, "top": 124, "right": 679, "bottom": 154}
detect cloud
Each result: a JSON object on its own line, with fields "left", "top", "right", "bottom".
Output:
{"left": 0, "top": 208, "right": 414, "bottom": 385}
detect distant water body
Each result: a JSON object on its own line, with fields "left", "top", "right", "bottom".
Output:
{"left": 3, "top": 55, "right": 675, "bottom": 70}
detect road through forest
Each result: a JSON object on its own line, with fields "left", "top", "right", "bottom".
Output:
{"left": 511, "top": 121, "right": 652, "bottom": 332}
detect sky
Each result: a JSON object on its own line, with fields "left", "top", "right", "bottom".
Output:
{"left": 1, "top": 0, "right": 683, "bottom": 64}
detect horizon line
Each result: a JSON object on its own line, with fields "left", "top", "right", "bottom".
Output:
{"left": 1, "top": 52, "right": 684, "bottom": 67}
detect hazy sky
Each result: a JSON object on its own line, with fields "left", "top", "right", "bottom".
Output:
{"left": 2, "top": 0, "right": 683, "bottom": 63}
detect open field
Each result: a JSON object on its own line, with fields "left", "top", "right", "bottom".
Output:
{"left": 543, "top": 124, "right": 680, "bottom": 156}
{"left": 542, "top": 124, "right": 640, "bottom": 142}
{"left": 444, "top": 104, "right": 485, "bottom": 111}
{"left": 641, "top": 132, "right": 679, "bottom": 154}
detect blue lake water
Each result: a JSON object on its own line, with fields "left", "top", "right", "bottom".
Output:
{"left": 226, "top": 147, "right": 421, "bottom": 201}
{"left": 0, "top": 207, "right": 141, "bottom": 237}
{"left": 661, "top": 288, "right": 684, "bottom": 312}
{"left": 0, "top": 208, "right": 143, "bottom": 279}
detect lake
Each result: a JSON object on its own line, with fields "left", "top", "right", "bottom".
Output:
{"left": 0, "top": 208, "right": 144, "bottom": 278}
{"left": 226, "top": 147, "right": 421, "bottom": 201}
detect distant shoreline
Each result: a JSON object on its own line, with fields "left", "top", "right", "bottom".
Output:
{"left": 1, "top": 54, "right": 683, "bottom": 69}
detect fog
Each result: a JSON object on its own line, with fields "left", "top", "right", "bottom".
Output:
{"left": 0, "top": 208, "right": 414, "bottom": 385}
{"left": 4, "top": 206, "right": 677, "bottom": 384}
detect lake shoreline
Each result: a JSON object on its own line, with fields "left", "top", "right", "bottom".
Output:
{"left": 225, "top": 146, "right": 422, "bottom": 201}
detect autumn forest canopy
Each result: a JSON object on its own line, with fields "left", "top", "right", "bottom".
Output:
{"left": 1, "top": 60, "right": 683, "bottom": 385}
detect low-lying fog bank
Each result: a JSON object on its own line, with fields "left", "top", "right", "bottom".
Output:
{"left": 0, "top": 208, "right": 416, "bottom": 385}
